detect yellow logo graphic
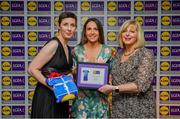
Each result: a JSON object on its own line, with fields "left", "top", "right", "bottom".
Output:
{"left": 107, "top": 17, "right": 117, "bottom": 26}
{"left": 54, "top": 16, "right": 59, "bottom": 27}
{"left": 1, "top": 31, "right": 11, "bottom": 41}
{"left": 160, "top": 76, "right": 169, "bottom": 86}
{"left": 134, "top": 1, "right": 144, "bottom": 11}
{"left": 1, "top": 46, "right": 11, "bottom": 56}
{"left": 160, "top": 91, "right": 169, "bottom": 101}
{"left": 27, "top": 1, "right": 37, "bottom": 11}
{"left": 160, "top": 106, "right": 169, "bottom": 115}
{"left": 2, "top": 76, "right": 11, "bottom": 86}
{"left": 28, "top": 46, "right": 38, "bottom": 56}
{"left": 161, "top": 31, "right": 170, "bottom": 41}
{"left": 161, "top": 16, "right": 171, "bottom": 26}
{"left": 2, "top": 106, "right": 11, "bottom": 115}
{"left": 28, "top": 16, "right": 37, "bottom": 26}
{"left": 54, "top": 1, "right": 64, "bottom": 11}
{"left": 28, "top": 76, "right": 38, "bottom": 86}
{"left": 28, "top": 32, "right": 37, "bottom": 41}
{"left": 135, "top": 16, "right": 144, "bottom": 25}
{"left": 28, "top": 106, "right": 32, "bottom": 115}
{"left": 81, "top": 1, "right": 90, "bottom": 11}
{"left": 2, "top": 61, "right": 11, "bottom": 71}
{"left": 1, "top": 1, "right": 10, "bottom": 11}
{"left": 2, "top": 91, "right": 11, "bottom": 101}
{"left": 107, "top": 1, "right": 117, "bottom": 11}
{"left": 160, "top": 46, "right": 170, "bottom": 56}
{"left": 1, "top": 16, "right": 10, "bottom": 26}
{"left": 160, "top": 61, "right": 170, "bottom": 71}
{"left": 107, "top": 32, "right": 116, "bottom": 41}
{"left": 81, "top": 16, "right": 89, "bottom": 26}
{"left": 28, "top": 91, "right": 34, "bottom": 100}
{"left": 161, "top": 1, "right": 171, "bottom": 10}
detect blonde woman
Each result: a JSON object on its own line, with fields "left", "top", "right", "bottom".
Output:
{"left": 99, "top": 19, "right": 156, "bottom": 118}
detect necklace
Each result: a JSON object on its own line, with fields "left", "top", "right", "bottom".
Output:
{"left": 123, "top": 50, "right": 135, "bottom": 56}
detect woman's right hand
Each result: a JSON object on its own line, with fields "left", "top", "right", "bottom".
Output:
{"left": 98, "top": 84, "right": 115, "bottom": 94}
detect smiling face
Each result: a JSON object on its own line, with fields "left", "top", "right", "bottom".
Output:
{"left": 85, "top": 21, "right": 100, "bottom": 43}
{"left": 59, "top": 18, "right": 76, "bottom": 40}
{"left": 121, "top": 24, "right": 138, "bottom": 47}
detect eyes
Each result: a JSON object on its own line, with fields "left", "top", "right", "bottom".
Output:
{"left": 122, "top": 30, "right": 136, "bottom": 33}
{"left": 86, "top": 27, "right": 98, "bottom": 31}
{"left": 62, "top": 22, "right": 76, "bottom": 28}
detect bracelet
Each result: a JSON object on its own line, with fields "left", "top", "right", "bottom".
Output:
{"left": 114, "top": 86, "right": 119, "bottom": 93}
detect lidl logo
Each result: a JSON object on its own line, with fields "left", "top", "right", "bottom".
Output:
{"left": 2, "top": 106, "right": 11, "bottom": 115}
{"left": 27, "top": 1, "right": 37, "bottom": 11}
{"left": 161, "top": 31, "right": 170, "bottom": 41}
{"left": 1, "top": 46, "right": 11, "bottom": 56}
{"left": 2, "top": 91, "right": 11, "bottom": 101}
{"left": 135, "top": 16, "right": 144, "bottom": 25}
{"left": 81, "top": 1, "right": 90, "bottom": 11}
{"left": 160, "top": 76, "right": 169, "bottom": 86}
{"left": 28, "top": 16, "right": 37, "bottom": 26}
{"left": 2, "top": 76, "right": 11, "bottom": 86}
{"left": 28, "top": 32, "right": 37, "bottom": 41}
{"left": 1, "top": 16, "right": 10, "bottom": 26}
{"left": 134, "top": 1, "right": 144, "bottom": 11}
{"left": 160, "top": 106, "right": 169, "bottom": 115}
{"left": 160, "top": 61, "right": 170, "bottom": 71}
{"left": 161, "top": 1, "right": 171, "bottom": 10}
{"left": 2, "top": 61, "right": 11, "bottom": 71}
{"left": 1, "top": 1, "right": 10, "bottom": 11}
{"left": 28, "top": 91, "right": 34, "bottom": 100}
{"left": 28, "top": 46, "right": 38, "bottom": 56}
{"left": 161, "top": 16, "right": 171, "bottom": 26}
{"left": 107, "top": 17, "right": 117, "bottom": 26}
{"left": 107, "top": 1, "right": 117, "bottom": 11}
{"left": 28, "top": 76, "right": 38, "bottom": 86}
{"left": 1, "top": 31, "right": 11, "bottom": 41}
{"left": 54, "top": 16, "right": 59, "bottom": 27}
{"left": 107, "top": 32, "right": 116, "bottom": 41}
{"left": 81, "top": 16, "right": 89, "bottom": 26}
{"left": 54, "top": 1, "right": 64, "bottom": 11}
{"left": 160, "top": 46, "right": 170, "bottom": 56}
{"left": 160, "top": 91, "right": 169, "bottom": 101}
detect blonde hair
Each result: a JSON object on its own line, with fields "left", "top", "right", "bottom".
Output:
{"left": 118, "top": 19, "right": 145, "bottom": 49}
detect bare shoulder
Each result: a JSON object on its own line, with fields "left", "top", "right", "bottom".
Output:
{"left": 42, "top": 40, "right": 59, "bottom": 53}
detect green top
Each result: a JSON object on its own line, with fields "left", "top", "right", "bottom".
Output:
{"left": 71, "top": 44, "right": 113, "bottom": 118}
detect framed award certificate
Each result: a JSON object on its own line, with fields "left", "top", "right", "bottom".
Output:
{"left": 77, "top": 62, "right": 109, "bottom": 89}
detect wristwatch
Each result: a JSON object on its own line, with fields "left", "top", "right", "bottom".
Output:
{"left": 114, "top": 86, "right": 119, "bottom": 93}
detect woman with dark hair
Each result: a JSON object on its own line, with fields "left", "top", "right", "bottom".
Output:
{"left": 28, "top": 12, "right": 77, "bottom": 118}
{"left": 71, "top": 18, "right": 114, "bottom": 118}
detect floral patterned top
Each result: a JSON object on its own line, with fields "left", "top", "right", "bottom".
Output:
{"left": 111, "top": 47, "right": 156, "bottom": 118}
{"left": 71, "top": 44, "right": 113, "bottom": 118}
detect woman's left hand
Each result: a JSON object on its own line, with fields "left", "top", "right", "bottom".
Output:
{"left": 98, "top": 84, "right": 115, "bottom": 94}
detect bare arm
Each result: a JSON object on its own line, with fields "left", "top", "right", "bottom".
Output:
{"left": 28, "top": 40, "right": 58, "bottom": 88}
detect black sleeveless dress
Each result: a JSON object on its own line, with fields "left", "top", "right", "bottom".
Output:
{"left": 31, "top": 37, "right": 73, "bottom": 118}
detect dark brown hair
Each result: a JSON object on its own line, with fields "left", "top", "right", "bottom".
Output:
{"left": 80, "top": 18, "right": 104, "bottom": 45}
{"left": 58, "top": 12, "right": 77, "bottom": 26}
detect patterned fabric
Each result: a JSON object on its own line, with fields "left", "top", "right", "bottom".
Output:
{"left": 71, "top": 44, "right": 113, "bottom": 118}
{"left": 111, "top": 47, "right": 156, "bottom": 118}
